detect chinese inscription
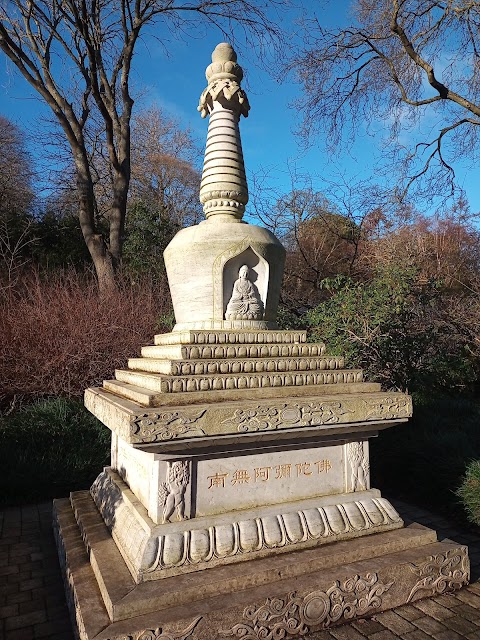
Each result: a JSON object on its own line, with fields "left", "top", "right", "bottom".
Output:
{"left": 196, "top": 446, "right": 345, "bottom": 518}
{"left": 207, "top": 459, "right": 332, "bottom": 489}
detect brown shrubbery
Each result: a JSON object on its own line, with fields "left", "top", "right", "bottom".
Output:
{"left": 0, "top": 270, "right": 172, "bottom": 408}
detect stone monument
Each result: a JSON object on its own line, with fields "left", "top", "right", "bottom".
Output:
{"left": 54, "top": 43, "right": 469, "bottom": 640}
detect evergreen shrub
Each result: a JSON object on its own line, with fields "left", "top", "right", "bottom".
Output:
{"left": 371, "top": 393, "right": 480, "bottom": 519}
{"left": 457, "top": 460, "right": 480, "bottom": 526}
{"left": 0, "top": 397, "right": 110, "bottom": 505}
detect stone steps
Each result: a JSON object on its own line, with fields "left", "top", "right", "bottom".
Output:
{"left": 140, "top": 341, "right": 326, "bottom": 360}
{"left": 54, "top": 492, "right": 469, "bottom": 639}
{"left": 153, "top": 329, "right": 307, "bottom": 345}
{"left": 114, "top": 367, "right": 364, "bottom": 394}
{"left": 128, "top": 355, "right": 344, "bottom": 376}
{"left": 102, "top": 378, "right": 380, "bottom": 408}
{"left": 102, "top": 380, "right": 162, "bottom": 407}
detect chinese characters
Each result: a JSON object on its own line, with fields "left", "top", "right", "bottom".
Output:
{"left": 207, "top": 459, "right": 332, "bottom": 489}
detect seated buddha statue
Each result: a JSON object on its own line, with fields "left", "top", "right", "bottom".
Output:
{"left": 225, "top": 265, "right": 264, "bottom": 320}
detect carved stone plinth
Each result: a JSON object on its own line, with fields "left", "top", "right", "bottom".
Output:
{"left": 90, "top": 468, "right": 403, "bottom": 581}
{"left": 54, "top": 493, "right": 469, "bottom": 640}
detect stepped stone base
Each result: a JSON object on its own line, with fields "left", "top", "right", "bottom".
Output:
{"left": 89, "top": 469, "right": 404, "bottom": 581}
{"left": 54, "top": 493, "right": 470, "bottom": 640}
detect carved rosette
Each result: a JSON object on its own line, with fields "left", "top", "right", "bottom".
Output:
{"left": 219, "top": 574, "right": 394, "bottom": 636}
{"left": 198, "top": 43, "right": 249, "bottom": 220}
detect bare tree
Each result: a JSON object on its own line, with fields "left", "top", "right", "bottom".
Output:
{"left": 0, "top": 116, "right": 34, "bottom": 218}
{"left": 0, "top": 116, "right": 36, "bottom": 291}
{"left": 0, "top": 1, "right": 285, "bottom": 290}
{"left": 129, "top": 106, "right": 202, "bottom": 228}
{"left": 290, "top": 0, "right": 480, "bottom": 203}
{"left": 250, "top": 169, "right": 384, "bottom": 309}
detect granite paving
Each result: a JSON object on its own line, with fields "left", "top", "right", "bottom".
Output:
{"left": 0, "top": 497, "right": 479, "bottom": 639}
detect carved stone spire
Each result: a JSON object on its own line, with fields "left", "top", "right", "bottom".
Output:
{"left": 198, "top": 43, "right": 250, "bottom": 221}
{"left": 163, "top": 42, "right": 285, "bottom": 331}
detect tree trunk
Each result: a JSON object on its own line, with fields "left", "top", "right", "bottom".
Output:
{"left": 74, "top": 154, "right": 117, "bottom": 292}
{"left": 87, "top": 233, "right": 116, "bottom": 293}
{"left": 109, "top": 170, "right": 129, "bottom": 273}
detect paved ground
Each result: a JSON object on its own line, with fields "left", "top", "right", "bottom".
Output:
{"left": 0, "top": 498, "right": 480, "bottom": 640}
{"left": 0, "top": 502, "right": 71, "bottom": 640}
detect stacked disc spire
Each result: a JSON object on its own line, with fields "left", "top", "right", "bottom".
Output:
{"left": 198, "top": 43, "right": 250, "bottom": 221}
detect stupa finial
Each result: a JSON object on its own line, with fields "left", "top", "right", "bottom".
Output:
{"left": 198, "top": 42, "right": 250, "bottom": 118}
{"left": 198, "top": 43, "right": 249, "bottom": 221}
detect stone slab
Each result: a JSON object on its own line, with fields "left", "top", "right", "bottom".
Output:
{"left": 194, "top": 443, "right": 346, "bottom": 516}
{"left": 141, "top": 342, "right": 327, "bottom": 360}
{"left": 66, "top": 491, "right": 435, "bottom": 622}
{"left": 113, "top": 367, "right": 364, "bottom": 394}
{"left": 153, "top": 329, "right": 308, "bottom": 345}
{"left": 128, "top": 354, "right": 344, "bottom": 376}
{"left": 85, "top": 386, "right": 411, "bottom": 447}
{"left": 54, "top": 494, "right": 470, "bottom": 640}
{"left": 111, "top": 437, "right": 371, "bottom": 523}
{"left": 102, "top": 378, "right": 382, "bottom": 407}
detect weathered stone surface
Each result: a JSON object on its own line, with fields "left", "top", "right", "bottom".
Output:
{"left": 85, "top": 387, "right": 412, "bottom": 446}
{"left": 54, "top": 494, "right": 469, "bottom": 640}
{"left": 164, "top": 44, "right": 287, "bottom": 331}
{"left": 154, "top": 330, "right": 307, "bottom": 345}
{"left": 198, "top": 43, "right": 249, "bottom": 220}
{"left": 102, "top": 379, "right": 383, "bottom": 408}
{"left": 89, "top": 468, "right": 403, "bottom": 582}
{"left": 128, "top": 355, "right": 344, "bottom": 376}
{"left": 60, "top": 43, "right": 462, "bottom": 640}
{"left": 114, "top": 367, "right": 364, "bottom": 394}
{"left": 164, "top": 223, "right": 286, "bottom": 331}
{"left": 194, "top": 443, "right": 348, "bottom": 515}
{"left": 141, "top": 342, "right": 324, "bottom": 360}
{"left": 110, "top": 435, "right": 372, "bottom": 523}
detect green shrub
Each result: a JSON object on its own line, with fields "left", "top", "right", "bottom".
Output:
{"left": 457, "top": 460, "right": 480, "bottom": 526}
{"left": 306, "top": 266, "right": 475, "bottom": 393}
{"left": 276, "top": 304, "right": 307, "bottom": 331}
{"left": 371, "top": 393, "right": 480, "bottom": 519}
{"left": 0, "top": 397, "right": 110, "bottom": 505}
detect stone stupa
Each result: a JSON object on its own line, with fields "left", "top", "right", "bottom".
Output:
{"left": 54, "top": 43, "right": 469, "bottom": 640}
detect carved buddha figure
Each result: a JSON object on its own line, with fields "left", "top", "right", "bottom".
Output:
{"left": 225, "top": 264, "right": 264, "bottom": 320}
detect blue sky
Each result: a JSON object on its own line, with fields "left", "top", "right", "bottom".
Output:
{"left": 0, "top": 1, "right": 479, "bottom": 218}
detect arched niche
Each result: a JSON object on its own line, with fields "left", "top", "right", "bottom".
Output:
{"left": 222, "top": 247, "right": 269, "bottom": 320}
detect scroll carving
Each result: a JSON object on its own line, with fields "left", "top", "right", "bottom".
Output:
{"left": 222, "top": 401, "right": 355, "bottom": 432}
{"left": 406, "top": 547, "right": 469, "bottom": 602}
{"left": 364, "top": 396, "right": 412, "bottom": 420}
{"left": 130, "top": 410, "right": 206, "bottom": 442}
{"left": 121, "top": 616, "right": 202, "bottom": 640}
{"left": 220, "top": 574, "right": 394, "bottom": 636}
